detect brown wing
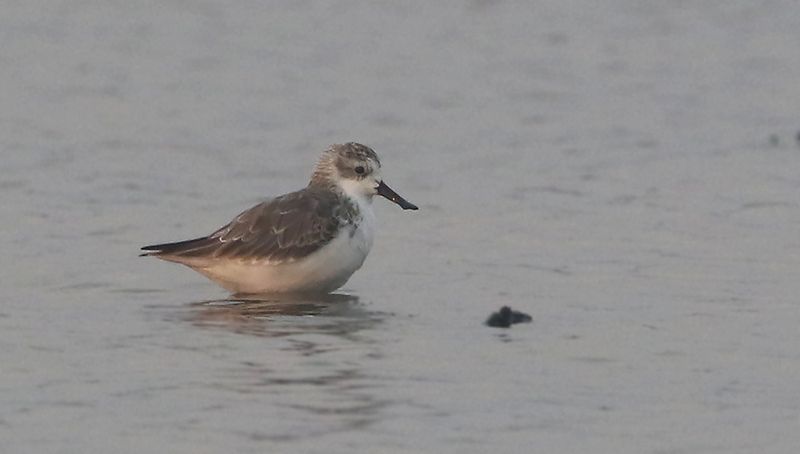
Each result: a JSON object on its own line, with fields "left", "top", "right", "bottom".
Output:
{"left": 141, "top": 189, "right": 350, "bottom": 263}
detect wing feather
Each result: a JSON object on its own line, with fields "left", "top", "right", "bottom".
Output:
{"left": 142, "top": 188, "right": 354, "bottom": 263}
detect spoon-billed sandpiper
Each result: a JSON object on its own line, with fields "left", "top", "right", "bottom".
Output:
{"left": 141, "top": 142, "right": 418, "bottom": 294}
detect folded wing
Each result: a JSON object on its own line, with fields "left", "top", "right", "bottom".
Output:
{"left": 141, "top": 189, "right": 347, "bottom": 264}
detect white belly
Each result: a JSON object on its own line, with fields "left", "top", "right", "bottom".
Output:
{"left": 193, "top": 210, "right": 375, "bottom": 294}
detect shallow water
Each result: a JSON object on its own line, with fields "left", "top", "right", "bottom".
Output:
{"left": 3, "top": 1, "right": 800, "bottom": 453}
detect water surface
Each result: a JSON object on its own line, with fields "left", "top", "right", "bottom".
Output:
{"left": 2, "top": 1, "right": 800, "bottom": 453}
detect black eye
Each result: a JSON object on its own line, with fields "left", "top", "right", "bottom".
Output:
{"left": 354, "top": 166, "right": 365, "bottom": 175}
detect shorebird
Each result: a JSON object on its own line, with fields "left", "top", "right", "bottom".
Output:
{"left": 141, "top": 142, "right": 417, "bottom": 294}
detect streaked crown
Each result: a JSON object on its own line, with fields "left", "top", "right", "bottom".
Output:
{"left": 309, "top": 142, "right": 381, "bottom": 187}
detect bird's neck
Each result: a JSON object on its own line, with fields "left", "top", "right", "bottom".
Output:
{"left": 308, "top": 152, "right": 337, "bottom": 187}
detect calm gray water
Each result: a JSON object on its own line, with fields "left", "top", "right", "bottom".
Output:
{"left": 3, "top": 1, "right": 800, "bottom": 453}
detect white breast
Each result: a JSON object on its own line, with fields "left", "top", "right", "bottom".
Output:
{"left": 350, "top": 194, "right": 376, "bottom": 256}
{"left": 289, "top": 194, "right": 375, "bottom": 292}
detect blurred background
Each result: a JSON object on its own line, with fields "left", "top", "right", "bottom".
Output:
{"left": 2, "top": 1, "right": 800, "bottom": 453}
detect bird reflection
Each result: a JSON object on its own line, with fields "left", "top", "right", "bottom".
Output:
{"left": 183, "top": 293, "right": 384, "bottom": 338}
{"left": 155, "top": 292, "right": 394, "bottom": 438}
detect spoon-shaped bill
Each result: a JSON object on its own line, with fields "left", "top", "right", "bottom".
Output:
{"left": 376, "top": 181, "right": 418, "bottom": 210}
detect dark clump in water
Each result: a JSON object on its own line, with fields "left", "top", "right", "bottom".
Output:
{"left": 485, "top": 306, "right": 532, "bottom": 328}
